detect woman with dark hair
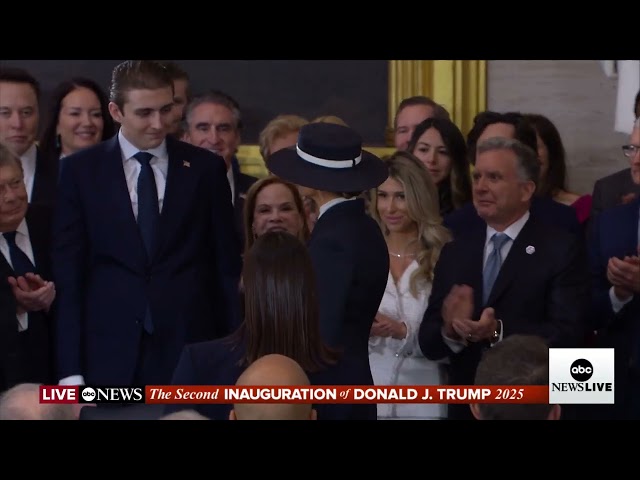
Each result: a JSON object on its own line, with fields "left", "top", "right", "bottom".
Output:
{"left": 407, "top": 117, "right": 472, "bottom": 216}
{"left": 38, "top": 77, "right": 116, "bottom": 169}
{"left": 524, "top": 113, "right": 592, "bottom": 226}
{"left": 166, "top": 231, "right": 366, "bottom": 420}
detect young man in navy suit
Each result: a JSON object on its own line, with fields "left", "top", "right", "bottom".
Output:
{"left": 589, "top": 117, "right": 640, "bottom": 420}
{"left": 53, "top": 60, "right": 241, "bottom": 388}
{"left": 268, "top": 123, "right": 389, "bottom": 419}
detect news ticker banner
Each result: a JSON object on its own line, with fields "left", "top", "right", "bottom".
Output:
{"left": 39, "top": 348, "right": 616, "bottom": 405}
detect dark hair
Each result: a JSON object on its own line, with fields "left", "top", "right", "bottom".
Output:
{"left": 39, "top": 78, "right": 116, "bottom": 161}
{"left": 0, "top": 67, "right": 40, "bottom": 100}
{"left": 231, "top": 231, "right": 339, "bottom": 372}
{"left": 159, "top": 61, "right": 191, "bottom": 101}
{"left": 474, "top": 334, "right": 554, "bottom": 420}
{"left": 394, "top": 96, "right": 450, "bottom": 129}
{"left": 407, "top": 117, "right": 472, "bottom": 211}
{"left": 524, "top": 113, "right": 566, "bottom": 197}
{"left": 243, "top": 175, "right": 309, "bottom": 255}
{"left": 466, "top": 111, "right": 538, "bottom": 165}
{"left": 109, "top": 60, "right": 173, "bottom": 110}
{"left": 635, "top": 89, "right": 640, "bottom": 119}
{"left": 184, "top": 89, "right": 242, "bottom": 131}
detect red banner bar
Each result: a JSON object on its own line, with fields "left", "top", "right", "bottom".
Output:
{"left": 144, "top": 385, "right": 549, "bottom": 404}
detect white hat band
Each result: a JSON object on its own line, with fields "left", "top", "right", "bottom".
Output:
{"left": 296, "top": 145, "right": 362, "bottom": 169}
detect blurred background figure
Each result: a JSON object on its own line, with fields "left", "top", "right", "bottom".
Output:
{"left": 524, "top": 113, "right": 592, "bottom": 229}
{"left": 0, "top": 383, "right": 82, "bottom": 420}
{"left": 311, "top": 115, "right": 348, "bottom": 126}
{"left": 243, "top": 176, "right": 308, "bottom": 255}
{"left": 393, "top": 96, "right": 450, "bottom": 151}
{"left": 38, "top": 77, "right": 116, "bottom": 172}
{"left": 407, "top": 117, "right": 472, "bottom": 216}
{"left": 159, "top": 61, "right": 191, "bottom": 139}
{"left": 470, "top": 334, "right": 561, "bottom": 421}
{"left": 229, "top": 354, "right": 317, "bottom": 420}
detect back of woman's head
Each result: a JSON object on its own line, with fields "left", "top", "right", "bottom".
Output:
{"left": 240, "top": 231, "right": 337, "bottom": 371}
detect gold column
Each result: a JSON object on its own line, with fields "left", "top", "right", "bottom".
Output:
{"left": 387, "top": 60, "right": 487, "bottom": 144}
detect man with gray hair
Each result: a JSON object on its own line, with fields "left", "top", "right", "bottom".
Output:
{"left": 0, "top": 383, "right": 82, "bottom": 420}
{"left": 419, "top": 136, "right": 591, "bottom": 420}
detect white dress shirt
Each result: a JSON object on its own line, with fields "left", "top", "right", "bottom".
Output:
{"left": 20, "top": 143, "right": 37, "bottom": 203}
{"left": 443, "top": 211, "right": 531, "bottom": 353}
{"left": 118, "top": 130, "right": 169, "bottom": 218}
{"left": 227, "top": 165, "right": 235, "bottom": 206}
{"left": 0, "top": 219, "right": 35, "bottom": 331}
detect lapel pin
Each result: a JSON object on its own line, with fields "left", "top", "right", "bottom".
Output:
{"left": 526, "top": 245, "right": 535, "bottom": 255}
{"left": 183, "top": 160, "right": 191, "bottom": 168}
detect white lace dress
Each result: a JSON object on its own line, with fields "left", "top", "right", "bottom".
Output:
{"left": 368, "top": 260, "right": 448, "bottom": 420}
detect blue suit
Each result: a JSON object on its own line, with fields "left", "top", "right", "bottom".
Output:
{"left": 52, "top": 135, "right": 241, "bottom": 386}
{"left": 589, "top": 197, "right": 640, "bottom": 419}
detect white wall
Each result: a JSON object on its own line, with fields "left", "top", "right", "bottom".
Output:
{"left": 487, "top": 60, "right": 631, "bottom": 195}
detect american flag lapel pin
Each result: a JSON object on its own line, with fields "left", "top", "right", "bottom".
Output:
{"left": 183, "top": 160, "right": 191, "bottom": 168}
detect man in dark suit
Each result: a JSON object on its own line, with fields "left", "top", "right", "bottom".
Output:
{"left": 182, "top": 90, "right": 258, "bottom": 250}
{"left": 445, "top": 110, "right": 581, "bottom": 237}
{"left": 0, "top": 67, "right": 57, "bottom": 208}
{"left": 590, "top": 90, "right": 640, "bottom": 224}
{"left": 588, "top": 118, "right": 640, "bottom": 420}
{"left": 268, "top": 123, "right": 390, "bottom": 416}
{"left": 419, "top": 137, "right": 590, "bottom": 420}
{"left": 0, "top": 143, "right": 55, "bottom": 392}
{"left": 53, "top": 60, "right": 241, "bottom": 388}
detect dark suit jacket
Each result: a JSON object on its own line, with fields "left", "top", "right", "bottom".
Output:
{"left": 308, "top": 199, "right": 389, "bottom": 384}
{"left": 231, "top": 158, "right": 257, "bottom": 250}
{"left": 588, "top": 197, "right": 640, "bottom": 419}
{"left": 591, "top": 168, "right": 640, "bottom": 221}
{"left": 165, "top": 337, "right": 374, "bottom": 420}
{"left": 0, "top": 204, "right": 55, "bottom": 391}
{"left": 419, "top": 214, "right": 591, "bottom": 419}
{"left": 52, "top": 135, "right": 242, "bottom": 386}
{"left": 31, "top": 147, "right": 58, "bottom": 208}
{"left": 444, "top": 196, "right": 581, "bottom": 238}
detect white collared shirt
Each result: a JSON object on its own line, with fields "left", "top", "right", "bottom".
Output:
{"left": 20, "top": 143, "right": 37, "bottom": 203}
{"left": 0, "top": 219, "right": 35, "bottom": 331}
{"left": 227, "top": 164, "right": 235, "bottom": 206}
{"left": 483, "top": 211, "right": 531, "bottom": 268}
{"left": 118, "top": 130, "right": 169, "bottom": 219}
{"left": 318, "top": 196, "right": 357, "bottom": 219}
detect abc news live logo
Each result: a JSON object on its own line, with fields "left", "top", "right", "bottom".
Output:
{"left": 40, "top": 386, "right": 145, "bottom": 404}
{"left": 549, "top": 348, "right": 615, "bottom": 404}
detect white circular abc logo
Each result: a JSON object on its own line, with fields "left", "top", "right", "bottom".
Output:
{"left": 81, "top": 387, "right": 96, "bottom": 402}
{"left": 570, "top": 359, "right": 593, "bottom": 382}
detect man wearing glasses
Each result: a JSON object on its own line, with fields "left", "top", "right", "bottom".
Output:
{"left": 588, "top": 117, "right": 640, "bottom": 419}
{"left": 591, "top": 91, "right": 640, "bottom": 223}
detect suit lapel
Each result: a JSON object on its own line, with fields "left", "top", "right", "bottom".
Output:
{"left": 102, "top": 136, "right": 148, "bottom": 265}
{"left": 486, "top": 216, "right": 537, "bottom": 306}
{"left": 153, "top": 138, "right": 191, "bottom": 260}
{"left": 25, "top": 207, "right": 47, "bottom": 276}
{"left": 467, "top": 228, "right": 486, "bottom": 317}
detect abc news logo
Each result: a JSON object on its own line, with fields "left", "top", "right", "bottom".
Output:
{"left": 549, "top": 348, "right": 615, "bottom": 404}
{"left": 80, "top": 386, "right": 145, "bottom": 404}
{"left": 39, "top": 385, "right": 145, "bottom": 404}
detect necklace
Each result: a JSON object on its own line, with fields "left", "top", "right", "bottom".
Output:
{"left": 388, "top": 251, "right": 417, "bottom": 258}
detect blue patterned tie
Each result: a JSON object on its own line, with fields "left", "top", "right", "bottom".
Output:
{"left": 134, "top": 152, "right": 158, "bottom": 335}
{"left": 3, "top": 231, "right": 36, "bottom": 276}
{"left": 134, "top": 152, "right": 159, "bottom": 258}
{"left": 483, "top": 232, "right": 510, "bottom": 305}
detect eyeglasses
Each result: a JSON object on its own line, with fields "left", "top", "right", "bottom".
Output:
{"left": 622, "top": 144, "right": 640, "bottom": 158}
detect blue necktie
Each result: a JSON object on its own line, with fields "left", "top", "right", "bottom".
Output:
{"left": 134, "top": 152, "right": 158, "bottom": 335}
{"left": 134, "top": 152, "right": 159, "bottom": 259}
{"left": 3, "top": 231, "right": 36, "bottom": 276}
{"left": 483, "top": 232, "right": 510, "bottom": 305}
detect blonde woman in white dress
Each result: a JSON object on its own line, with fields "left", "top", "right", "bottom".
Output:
{"left": 368, "top": 151, "right": 451, "bottom": 420}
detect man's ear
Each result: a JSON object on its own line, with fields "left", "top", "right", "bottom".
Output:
{"left": 108, "top": 102, "right": 123, "bottom": 124}
{"left": 229, "top": 409, "right": 237, "bottom": 420}
{"left": 310, "top": 408, "right": 317, "bottom": 420}
{"left": 469, "top": 403, "right": 482, "bottom": 420}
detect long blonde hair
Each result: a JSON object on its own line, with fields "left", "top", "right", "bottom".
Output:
{"left": 370, "top": 151, "right": 451, "bottom": 296}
